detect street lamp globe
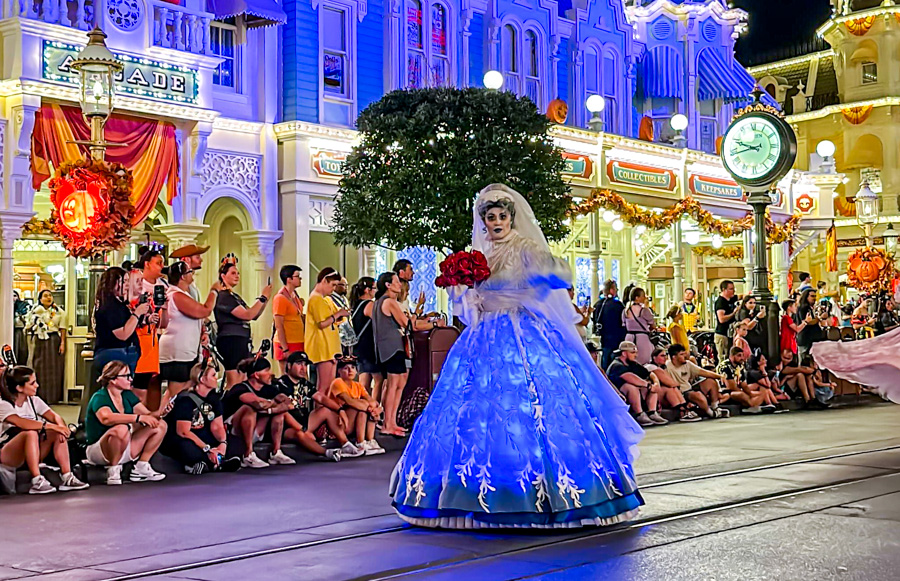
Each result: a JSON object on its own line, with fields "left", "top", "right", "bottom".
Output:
{"left": 711, "top": 234, "right": 723, "bottom": 249}
{"left": 612, "top": 219, "right": 625, "bottom": 232}
{"left": 483, "top": 70, "right": 503, "bottom": 90}
{"left": 685, "top": 231, "right": 701, "bottom": 245}
{"left": 670, "top": 114, "right": 688, "bottom": 132}
{"left": 586, "top": 95, "right": 606, "bottom": 113}
{"left": 884, "top": 223, "right": 898, "bottom": 256}
{"left": 69, "top": 27, "right": 122, "bottom": 161}
{"left": 855, "top": 181, "right": 879, "bottom": 226}
{"left": 602, "top": 210, "right": 617, "bottom": 223}
{"left": 816, "top": 140, "right": 836, "bottom": 158}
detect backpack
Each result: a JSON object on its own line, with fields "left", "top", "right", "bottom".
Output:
{"left": 397, "top": 385, "right": 430, "bottom": 429}
{"left": 591, "top": 298, "right": 608, "bottom": 336}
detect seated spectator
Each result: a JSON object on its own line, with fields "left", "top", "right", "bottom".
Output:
{"left": 84, "top": 361, "right": 168, "bottom": 485}
{"left": 605, "top": 341, "right": 667, "bottom": 427}
{"left": 645, "top": 348, "right": 701, "bottom": 422}
{"left": 666, "top": 344, "right": 728, "bottom": 419}
{"left": 665, "top": 307, "right": 690, "bottom": 352}
{"left": 271, "top": 352, "right": 342, "bottom": 462}
{"left": 806, "top": 355, "right": 835, "bottom": 408}
{"left": 277, "top": 352, "right": 364, "bottom": 460}
{"left": 777, "top": 348, "right": 816, "bottom": 406}
{"left": 586, "top": 342, "right": 602, "bottom": 368}
{"left": 745, "top": 353, "right": 782, "bottom": 412}
{"left": 0, "top": 366, "right": 88, "bottom": 494}
{"left": 161, "top": 360, "right": 243, "bottom": 475}
{"left": 716, "top": 347, "right": 769, "bottom": 414}
{"left": 328, "top": 357, "right": 385, "bottom": 455}
{"left": 222, "top": 357, "right": 295, "bottom": 469}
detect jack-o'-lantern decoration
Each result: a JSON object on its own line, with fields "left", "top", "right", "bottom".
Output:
{"left": 48, "top": 158, "right": 135, "bottom": 258}
{"left": 847, "top": 246, "right": 894, "bottom": 294}
{"left": 546, "top": 99, "right": 568, "bottom": 124}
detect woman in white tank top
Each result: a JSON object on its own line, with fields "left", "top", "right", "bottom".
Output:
{"left": 159, "top": 262, "right": 222, "bottom": 410}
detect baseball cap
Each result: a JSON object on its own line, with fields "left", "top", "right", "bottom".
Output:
{"left": 286, "top": 351, "right": 312, "bottom": 366}
{"left": 617, "top": 341, "right": 638, "bottom": 353}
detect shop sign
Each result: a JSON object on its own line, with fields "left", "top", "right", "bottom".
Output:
{"left": 42, "top": 40, "right": 199, "bottom": 105}
{"left": 688, "top": 174, "right": 744, "bottom": 200}
{"left": 794, "top": 193, "right": 817, "bottom": 214}
{"left": 312, "top": 150, "right": 347, "bottom": 179}
{"left": 606, "top": 160, "right": 676, "bottom": 191}
{"left": 837, "top": 236, "right": 884, "bottom": 248}
{"left": 561, "top": 152, "right": 594, "bottom": 180}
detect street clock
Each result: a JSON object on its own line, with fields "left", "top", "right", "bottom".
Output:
{"left": 720, "top": 92, "right": 797, "bottom": 191}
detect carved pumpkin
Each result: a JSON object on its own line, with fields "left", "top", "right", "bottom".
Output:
{"left": 55, "top": 178, "right": 106, "bottom": 234}
{"left": 546, "top": 99, "right": 568, "bottom": 124}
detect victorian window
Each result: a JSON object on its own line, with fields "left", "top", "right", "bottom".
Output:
{"left": 405, "top": 0, "right": 452, "bottom": 88}
{"left": 862, "top": 61, "right": 877, "bottom": 84}
{"left": 602, "top": 52, "right": 618, "bottom": 132}
{"left": 524, "top": 31, "right": 541, "bottom": 107}
{"left": 211, "top": 18, "right": 239, "bottom": 90}
{"left": 501, "top": 24, "right": 544, "bottom": 108}
{"left": 323, "top": 5, "right": 350, "bottom": 99}
{"left": 501, "top": 25, "right": 519, "bottom": 94}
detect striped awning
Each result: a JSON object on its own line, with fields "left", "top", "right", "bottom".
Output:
{"left": 697, "top": 50, "right": 748, "bottom": 102}
{"left": 640, "top": 46, "right": 683, "bottom": 99}
{"left": 208, "top": 0, "right": 287, "bottom": 27}
{"left": 730, "top": 63, "right": 781, "bottom": 109}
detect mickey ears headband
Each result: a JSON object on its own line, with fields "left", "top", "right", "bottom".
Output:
{"left": 221, "top": 253, "right": 239, "bottom": 267}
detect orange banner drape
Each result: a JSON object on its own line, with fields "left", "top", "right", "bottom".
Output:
{"left": 31, "top": 104, "right": 179, "bottom": 226}
{"left": 845, "top": 16, "right": 875, "bottom": 36}
{"left": 826, "top": 225, "right": 838, "bottom": 272}
{"left": 842, "top": 105, "right": 874, "bottom": 125}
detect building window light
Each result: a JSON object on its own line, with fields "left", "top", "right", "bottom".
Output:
{"left": 862, "top": 62, "right": 877, "bottom": 85}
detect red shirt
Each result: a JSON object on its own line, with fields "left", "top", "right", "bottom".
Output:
{"left": 780, "top": 314, "right": 797, "bottom": 354}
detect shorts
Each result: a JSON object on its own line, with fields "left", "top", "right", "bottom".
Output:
{"left": 686, "top": 377, "right": 708, "bottom": 392}
{"left": 380, "top": 351, "right": 409, "bottom": 375}
{"left": 275, "top": 342, "right": 304, "bottom": 361}
{"left": 217, "top": 335, "right": 251, "bottom": 371}
{"left": 132, "top": 372, "right": 157, "bottom": 391}
{"left": 357, "top": 357, "right": 380, "bottom": 375}
{"left": 85, "top": 438, "right": 134, "bottom": 466}
{"left": 160, "top": 360, "right": 198, "bottom": 383}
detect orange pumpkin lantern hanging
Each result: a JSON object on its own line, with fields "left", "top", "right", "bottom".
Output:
{"left": 846, "top": 246, "right": 894, "bottom": 294}
{"left": 546, "top": 99, "right": 569, "bottom": 124}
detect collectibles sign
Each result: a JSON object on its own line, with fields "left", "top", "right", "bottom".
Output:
{"left": 42, "top": 41, "right": 199, "bottom": 105}
{"left": 688, "top": 174, "right": 744, "bottom": 200}
{"left": 311, "top": 150, "right": 347, "bottom": 178}
{"left": 561, "top": 152, "right": 594, "bottom": 180}
{"left": 606, "top": 160, "right": 676, "bottom": 191}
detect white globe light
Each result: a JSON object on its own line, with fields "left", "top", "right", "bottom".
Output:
{"left": 816, "top": 140, "right": 836, "bottom": 158}
{"left": 670, "top": 113, "right": 688, "bottom": 132}
{"left": 483, "top": 70, "right": 503, "bottom": 90}
{"left": 712, "top": 234, "right": 723, "bottom": 249}
{"left": 602, "top": 210, "right": 617, "bottom": 223}
{"left": 586, "top": 94, "right": 606, "bottom": 113}
{"left": 612, "top": 219, "right": 625, "bottom": 232}
{"left": 685, "top": 231, "right": 701, "bottom": 245}
{"left": 634, "top": 224, "right": 647, "bottom": 236}
{"left": 662, "top": 232, "right": 672, "bottom": 242}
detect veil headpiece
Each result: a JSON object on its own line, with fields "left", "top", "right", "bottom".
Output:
{"left": 472, "top": 184, "right": 551, "bottom": 257}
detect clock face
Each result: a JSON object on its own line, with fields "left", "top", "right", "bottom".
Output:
{"left": 722, "top": 116, "right": 783, "bottom": 182}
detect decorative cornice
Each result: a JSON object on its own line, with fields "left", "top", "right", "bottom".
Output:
{"left": 213, "top": 117, "right": 266, "bottom": 134}
{"left": 273, "top": 121, "right": 359, "bottom": 141}
{"left": 626, "top": 0, "right": 748, "bottom": 28}
{"left": 746, "top": 50, "right": 833, "bottom": 77}
{"left": 787, "top": 96, "right": 900, "bottom": 123}
{"left": 817, "top": 4, "right": 900, "bottom": 38}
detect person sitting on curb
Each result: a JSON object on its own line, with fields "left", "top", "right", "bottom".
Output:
{"left": 84, "top": 361, "right": 168, "bottom": 485}
{"left": 716, "top": 347, "right": 771, "bottom": 414}
{"left": 328, "top": 357, "right": 385, "bottom": 455}
{"left": 645, "top": 348, "right": 702, "bottom": 422}
{"left": 605, "top": 341, "right": 667, "bottom": 427}
{"left": 0, "top": 366, "right": 89, "bottom": 494}
{"left": 273, "top": 351, "right": 345, "bottom": 461}
{"left": 222, "top": 357, "right": 296, "bottom": 469}
{"left": 666, "top": 344, "right": 729, "bottom": 419}
{"left": 161, "top": 360, "right": 243, "bottom": 475}
{"left": 777, "top": 348, "right": 817, "bottom": 407}
{"left": 745, "top": 352, "right": 783, "bottom": 412}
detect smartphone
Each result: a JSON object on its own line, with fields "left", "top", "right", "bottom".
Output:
{"left": 267, "top": 276, "right": 271, "bottom": 286}
{"left": 153, "top": 285, "right": 166, "bottom": 308}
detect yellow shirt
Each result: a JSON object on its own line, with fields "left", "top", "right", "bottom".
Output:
{"left": 668, "top": 321, "right": 690, "bottom": 351}
{"left": 304, "top": 294, "right": 341, "bottom": 363}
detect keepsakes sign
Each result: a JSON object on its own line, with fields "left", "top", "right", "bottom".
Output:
{"left": 688, "top": 174, "right": 744, "bottom": 200}
{"left": 606, "top": 160, "right": 676, "bottom": 191}
{"left": 312, "top": 150, "right": 346, "bottom": 179}
{"left": 561, "top": 152, "right": 594, "bottom": 180}
{"left": 42, "top": 40, "right": 199, "bottom": 105}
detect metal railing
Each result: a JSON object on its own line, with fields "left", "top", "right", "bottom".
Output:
{"left": 151, "top": 0, "right": 212, "bottom": 55}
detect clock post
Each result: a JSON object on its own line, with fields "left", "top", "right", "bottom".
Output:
{"left": 720, "top": 89, "right": 798, "bottom": 359}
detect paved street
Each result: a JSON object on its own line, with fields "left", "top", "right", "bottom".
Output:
{"left": 1, "top": 402, "right": 899, "bottom": 581}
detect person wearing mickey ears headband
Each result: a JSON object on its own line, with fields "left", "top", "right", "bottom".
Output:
{"left": 0, "top": 365, "right": 89, "bottom": 494}
{"left": 328, "top": 356, "right": 385, "bottom": 456}
{"left": 214, "top": 255, "right": 273, "bottom": 389}
{"left": 160, "top": 360, "right": 243, "bottom": 475}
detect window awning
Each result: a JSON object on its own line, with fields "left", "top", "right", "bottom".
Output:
{"left": 697, "top": 50, "right": 750, "bottom": 102}
{"left": 640, "top": 46, "right": 683, "bottom": 99}
{"left": 208, "top": 0, "right": 287, "bottom": 28}
{"left": 729, "top": 59, "right": 781, "bottom": 110}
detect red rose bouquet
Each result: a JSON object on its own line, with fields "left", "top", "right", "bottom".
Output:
{"left": 435, "top": 250, "right": 491, "bottom": 289}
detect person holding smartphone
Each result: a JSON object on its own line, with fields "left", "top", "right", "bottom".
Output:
{"left": 305, "top": 268, "right": 349, "bottom": 395}
{"left": 736, "top": 294, "right": 767, "bottom": 356}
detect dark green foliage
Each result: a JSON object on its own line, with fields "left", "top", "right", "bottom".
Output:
{"left": 332, "top": 88, "right": 572, "bottom": 254}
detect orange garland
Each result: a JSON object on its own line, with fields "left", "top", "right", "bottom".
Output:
{"left": 841, "top": 105, "right": 873, "bottom": 125}
{"left": 570, "top": 189, "right": 802, "bottom": 244}
{"left": 692, "top": 246, "right": 744, "bottom": 260}
{"left": 845, "top": 16, "right": 875, "bottom": 36}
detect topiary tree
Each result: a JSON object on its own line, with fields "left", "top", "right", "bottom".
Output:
{"left": 331, "top": 88, "right": 572, "bottom": 255}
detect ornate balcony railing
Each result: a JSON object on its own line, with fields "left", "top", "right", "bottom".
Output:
{"left": 151, "top": 0, "right": 211, "bottom": 56}
{"left": 1, "top": 0, "right": 96, "bottom": 30}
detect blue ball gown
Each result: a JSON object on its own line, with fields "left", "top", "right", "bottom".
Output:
{"left": 390, "top": 228, "right": 645, "bottom": 529}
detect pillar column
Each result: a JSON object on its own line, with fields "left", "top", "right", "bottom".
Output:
{"left": 0, "top": 211, "right": 34, "bottom": 347}
{"left": 672, "top": 222, "right": 684, "bottom": 300}
{"left": 157, "top": 222, "right": 209, "bottom": 252}
{"left": 238, "top": 229, "right": 282, "bottom": 347}
{"left": 747, "top": 191, "right": 778, "bottom": 358}
{"left": 278, "top": 188, "right": 311, "bottom": 297}
{"left": 742, "top": 229, "right": 754, "bottom": 290}
{"left": 589, "top": 211, "right": 600, "bottom": 304}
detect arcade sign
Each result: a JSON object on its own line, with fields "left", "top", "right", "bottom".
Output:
{"left": 42, "top": 40, "right": 199, "bottom": 105}
{"left": 606, "top": 160, "right": 676, "bottom": 191}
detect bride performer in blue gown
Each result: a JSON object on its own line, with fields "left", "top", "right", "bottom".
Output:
{"left": 389, "top": 183, "right": 645, "bottom": 529}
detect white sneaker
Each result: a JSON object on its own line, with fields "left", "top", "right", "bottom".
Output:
{"left": 744, "top": 405, "right": 763, "bottom": 414}
{"left": 679, "top": 411, "right": 703, "bottom": 422}
{"left": 364, "top": 440, "right": 386, "bottom": 456}
{"left": 59, "top": 472, "right": 90, "bottom": 491}
{"left": 635, "top": 412, "right": 654, "bottom": 427}
{"left": 106, "top": 465, "right": 123, "bottom": 486}
{"left": 268, "top": 450, "right": 296, "bottom": 465}
{"left": 325, "top": 448, "right": 342, "bottom": 462}
{"left": 241, "top": 452, "right": 269, "bottom": 469}
{"left": 130, "top": 461, "right": 166, "bottom": 482}
{"left": 29, "top": 475, "right": 56, "bottom": 495}
{"left": 648, "top": 412, "right": 669, "bottom": 425}
{"left": 340, "top": 442, "right": 365, "bottom": 458}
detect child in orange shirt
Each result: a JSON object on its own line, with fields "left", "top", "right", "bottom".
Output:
{"left": 329, "top": 357, "right": 385, "bottom": 455}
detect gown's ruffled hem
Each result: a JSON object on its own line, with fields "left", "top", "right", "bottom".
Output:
{"left": 392, "top": 491, "right": 643, "bottom": 529}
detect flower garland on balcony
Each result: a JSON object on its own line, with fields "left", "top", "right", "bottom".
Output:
{"left": 49, "top": 159, "right": 136, "bottom": 258}
{"left": 570, "top": 189, "right": 802, "bottom": 244}
{"left": 22, "top": 218, "right": 53, "bottom": 237}
{"left": 692, "top": 246, "right": 744, "bottom": 260}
